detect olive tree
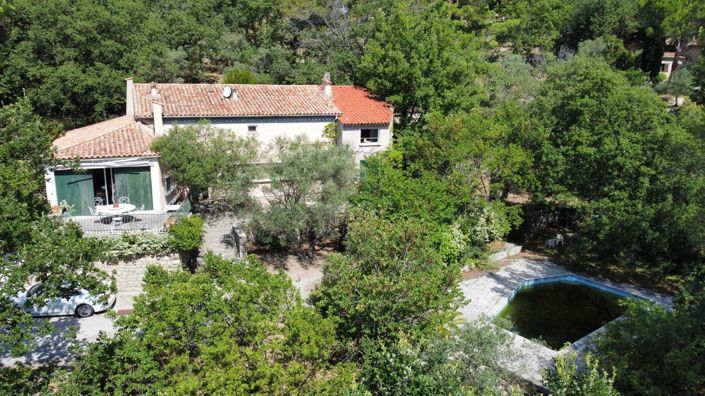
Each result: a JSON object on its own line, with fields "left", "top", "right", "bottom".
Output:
{"left": 151, "top": 124, "right": 259, "bottom": 207}
{"left": 249, "top": 136, "right": 357, "bottom": 257}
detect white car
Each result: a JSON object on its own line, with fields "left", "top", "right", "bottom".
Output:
{"left": 12, "top": 283, "right": 116, "bottom": 318}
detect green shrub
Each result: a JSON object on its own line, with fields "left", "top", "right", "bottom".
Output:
{"left": 0, "top": 364, "right": 60, "bottom": 396}
{"left": 543, "top": 352, "right": 619, "bottom": 396}
{"left": 594, "top": 285, "right": 705, "bottom": 396}
{"left": 436, "top": 222, "right": 469, "bottom": 267}
{"left": 168, "top": 215, "right": 205, "bottom": 254}
{"left": 222, "top": 66, "right": 257, "bottom": 84}
{"left": 463, "top": 201, "right": 521, "bottom": 245}
{"left": 89, "top": 233, "right": 173, "bottom": 262}
{"left": 360, "top": 324, "right": 519, "bottom": 396}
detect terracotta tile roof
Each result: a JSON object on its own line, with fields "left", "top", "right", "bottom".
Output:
{"left": 133, "top": 83, "right": 342, "bottom": 118}
{"left": 332, "top": 86, "right": 394, "bottom": 126}
{"left": 54, "top": 116, "right": 157, "bottom": 160}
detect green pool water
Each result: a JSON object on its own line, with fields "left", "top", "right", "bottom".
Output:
{"left": 498, "top": 282, "right": 626, "bottom": 350}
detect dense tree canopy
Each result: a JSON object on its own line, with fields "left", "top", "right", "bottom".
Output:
{"left": 2, "top": 0, "right": 705, "bottom": 394}
{"left": 520, "top": 56, "right": 705, "bottom": 278}
{"left": 312, "top": 210, "right": 464, "bottom": 348}
{"left": 358, "top": 1, "right": 485, "bottom": 126}
{"left": 0, "top": 99, "right": 57, "bottom": 252}
{"left": 60, "top": 254, "right": 361, "bottom": 395}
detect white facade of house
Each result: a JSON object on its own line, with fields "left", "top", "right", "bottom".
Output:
{"left": 339, "top": 123, "right": 393, "bottom": 163}
{"left": 151, "top": 116, "right": 335, "bottom": 145}
{"left": 144, "top": 116, "right": 392, "bottom": 163}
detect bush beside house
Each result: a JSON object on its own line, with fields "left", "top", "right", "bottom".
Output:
{"left": 168, "top": 215, "right": 205, "bottom": 272}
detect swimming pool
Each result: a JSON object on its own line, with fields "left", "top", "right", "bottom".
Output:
{"left": 496, "top": 274, "right": 642, "bottom": 349}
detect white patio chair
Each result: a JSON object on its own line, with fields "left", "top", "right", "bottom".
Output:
{"left": 118, "top": 197, "right": 130, "bottom": 204}
{"left": 556, "top": 234, "right": 565, "bottom": 245}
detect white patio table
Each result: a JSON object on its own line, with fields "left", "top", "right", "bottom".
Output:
{"left": 95, "top": 204, "right": 136, "bottom": 215}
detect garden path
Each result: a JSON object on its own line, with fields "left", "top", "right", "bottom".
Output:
{"left": 199, "top": 213, "right": 240, "bottom": 259}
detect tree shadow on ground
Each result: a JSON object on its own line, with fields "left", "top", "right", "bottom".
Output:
{"left": 1, "top": 317, "right": 88, "bottom": 367}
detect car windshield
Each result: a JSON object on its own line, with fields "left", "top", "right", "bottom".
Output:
{"left": 26, "top": 283, "right": 44, "bottom": 297}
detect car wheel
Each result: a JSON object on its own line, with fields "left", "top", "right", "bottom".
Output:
{"left": 75, "top": 304, "right": 95, "bottom": 318}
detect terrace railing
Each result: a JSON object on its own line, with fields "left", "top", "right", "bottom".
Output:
{"left": 64, "top": 212, "right": 183, "bottom": 235}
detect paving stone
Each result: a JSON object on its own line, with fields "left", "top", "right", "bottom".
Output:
{"left": 199, "top": 213, "right": 240, "bottom": 260}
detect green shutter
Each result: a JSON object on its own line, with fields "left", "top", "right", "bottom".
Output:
{"left": 113, "top": 167, "right": 153, "bottom": 210}
{"left": 55, "top": 171, "right": 94, "bottom": 215}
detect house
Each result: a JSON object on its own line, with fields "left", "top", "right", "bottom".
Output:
{"left": 660, "top": 51, "right": 684, "bottom": 79}
{"left": 45, "top": 75, "right": 393, "bottom": 224}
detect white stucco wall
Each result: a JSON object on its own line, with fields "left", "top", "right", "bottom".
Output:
{"left": 338, "top": 123, "right": 393, "bottom": 163}
{"left": 141, "top": 115, "right": 392, "bottom": 163}
{"left": 145, "top": 116, "right": 336, "bottom": 146}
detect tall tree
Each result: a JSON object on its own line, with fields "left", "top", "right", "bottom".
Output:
{"left": 660, "top": 0, "right": 705, "bottom": 77}
{"left": 493, "top": 0, "right": 571, "bottom": 58}
{"left": 523, "top": 55, "right": 705, "bottom": 278}
{"left": 560, "top": 0, "right": 640, "bottom": 50}
{"left": 0, "top": 99, "right": 56, "bottom": 252}
{"left": 312, "top": 211, "right": 464, "bottom": 349}
{"left": 0, "top": 218, "right": 110, "bottom": 356}
{"left": 358, "top": 0, "right": 484, "bottom": 127}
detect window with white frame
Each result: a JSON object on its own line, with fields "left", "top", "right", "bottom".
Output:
{"left": 248, "top": 125, "right": 258, "bottom": 133}
{"left": 360, "top": 129, "right": 379, "bottom": 144}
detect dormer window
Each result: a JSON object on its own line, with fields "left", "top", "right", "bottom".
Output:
{"left": 360, "top": 129, "right": 379, "bottom": 144}
{"left": 248, "top": 125, "right": 257, "bottom": 133}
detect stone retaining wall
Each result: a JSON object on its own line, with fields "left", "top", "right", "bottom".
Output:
{"left": 96, "top": 254, "right": 182, "bottom": 314}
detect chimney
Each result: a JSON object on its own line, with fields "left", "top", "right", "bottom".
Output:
{"left": 150, "top": 82, "right": 165, "bottom": 136}
{"left": 149, "top": 82, "right": 161, "bottom": 101}
{"left": 125, "top": 77, "right": 134, "bottom": 119}
{"left": 321, "top": 72, "right": 332, "bottom": 100}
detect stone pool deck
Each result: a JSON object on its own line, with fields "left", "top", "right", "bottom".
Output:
{"left": 458, "top": 258, "right": 672, "bottom": 386}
